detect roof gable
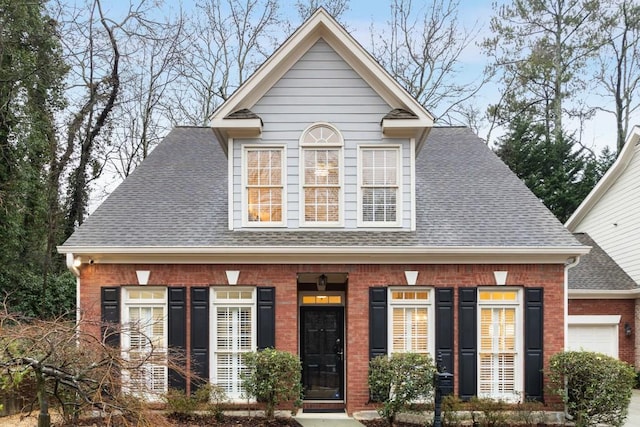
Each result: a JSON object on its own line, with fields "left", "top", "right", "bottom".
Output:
{"left": 566, "top": 126, "right": 640, "bottom": 230}
{"left": 210, "top": 8, "right": 433, "bottom": 148}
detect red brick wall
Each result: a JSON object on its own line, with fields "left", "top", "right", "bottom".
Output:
{"left": 79, "top": 262, "right": 565, "bottom": 413}
{"left": 568, "top": 299, "right": 636, "bottom": 365}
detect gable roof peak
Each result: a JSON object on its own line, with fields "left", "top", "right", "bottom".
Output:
{"left": 209, "top": 5, "right": 433, "bottom": 148}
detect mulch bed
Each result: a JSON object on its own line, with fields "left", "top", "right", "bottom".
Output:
{"left": 167, "top": 414, "right": 302, "bottom": 426}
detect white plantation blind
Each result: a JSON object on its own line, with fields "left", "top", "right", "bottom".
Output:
{"left": 213, "top": 289, "right": 255, "bottom": 399}
{"left": 123, "top": 288, "right": 167, "bottom": 398}
{"left": 479, "top": 300, "right": 518, "bottom": 400}
{"left": 389, "top": 288, "right": 431, "bottom": 354}
{"left": 392, "top": 307, "right": 428, "bottom": 353}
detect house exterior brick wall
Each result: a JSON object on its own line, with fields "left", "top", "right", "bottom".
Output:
{"left": 79, "top": 262, "right": 565, "bottom": 413}
{"left": 568, "top": 299, "right": 636, "bottom": 365}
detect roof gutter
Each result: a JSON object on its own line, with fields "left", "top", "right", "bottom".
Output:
{"left": 568, "top": 288, "right": 640, "bottom": 299}
{"left": 58, "top": 244, "right": 590, "bottom": 265}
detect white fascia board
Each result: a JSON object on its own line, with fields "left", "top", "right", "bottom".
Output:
{"left": 58, "top": 245, "right": 589, "bottom": 265}
{"left": 568, "top": 315, "right": 621, "bottom": 325}
{"left": 381, "top": 119, "right": 433, "bottom": 138}
{"left": 210, "top": 118, "right": 262, "bottom": 138}
{"left": 568, "top": 288, "right": 640, "bottom": 299}
{"left": 565, "top": 126, "right": 640, "bottom": 230}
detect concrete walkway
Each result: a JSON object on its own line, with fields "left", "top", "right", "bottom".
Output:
{"left": 624, "top": 389, "right": 640, "bottom": 427}
{"left": 295, "top": 411, "right": 365, "bottom": 426}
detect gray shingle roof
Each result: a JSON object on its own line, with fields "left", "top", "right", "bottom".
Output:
{"left": 62, "top": 126, "right": 582, "bottom": 248}
{"left": 568, "top": 233, "right": 638, "bottom": 290}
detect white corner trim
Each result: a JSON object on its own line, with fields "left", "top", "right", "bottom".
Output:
{"left": 565, "top": 125, "right": 640, "bottom": 230}
{"left": 568, "top": 315, "right": 621, "bottom": 325}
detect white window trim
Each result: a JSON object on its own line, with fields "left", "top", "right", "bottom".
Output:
{"left": 121, "top": 286, "right": 168, "bottom": 400}
{"left": 210, "top": 287, "right": 257, "bottom": 401}
{"left": 357, "top": 144, "right": 403, "bottom": 228}
{"left": 241, "top": 145, "right": 287, "bottom": 227}
{"left": 477, "top": 288, "right": 523, "bottom": 402}
{"left": 299, "top": 123, "right": 344, "bottom": 228}
{"left": 387, "top": 287, "right": 434, "bottom": 355}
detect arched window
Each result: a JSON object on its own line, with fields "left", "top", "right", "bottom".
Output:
{"left": 300, "top": 123, "right": 343, "bottom": 226}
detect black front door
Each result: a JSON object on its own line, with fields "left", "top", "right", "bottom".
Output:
{"left": 300, "top": 306, "right": 344, "bottom": 400}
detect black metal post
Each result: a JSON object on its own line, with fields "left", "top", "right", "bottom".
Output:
{"left": 433, "top": 352, "right": 453, "bottom": 427}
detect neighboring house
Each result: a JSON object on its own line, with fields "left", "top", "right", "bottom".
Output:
{"left": 59, "top": 9, "right": 588, "bottom": 413}
{"left": 566, "top": 127, "right": 640, "bottom": 367}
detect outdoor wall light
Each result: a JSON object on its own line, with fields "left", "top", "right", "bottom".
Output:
{"left": 317, "top": 274, "right": 328, "bottom": 291}
{"left": 404, "top": 271, "right": 419, "bottom": 286}
{"left": 226, "top": 270, "right": 240, "bottom": 286}
{"left": 136, "top": 270, "right": 150, "bottom": 286}
{"left": 625, "top": 322, "right": 632, "bottom": 337}
{"left": 493, "top": 271, "right": 508, "bottom": 286}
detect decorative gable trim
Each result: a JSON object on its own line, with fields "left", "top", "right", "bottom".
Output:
{"left": 565, "top": 126, "right": 640, "bottom": 230}
{"left": 210, "top": 8, "right": 433, "bottom": 148}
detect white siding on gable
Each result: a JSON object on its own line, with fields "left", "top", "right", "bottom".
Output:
{"left": 232, "top": 39, "right": 413, "bottom": 230}
{"left": 574, "top": 141, "right": 640, "bottom": 284}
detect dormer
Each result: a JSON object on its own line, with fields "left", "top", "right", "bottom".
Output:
{"left": 210, "top": 8, "right": 434, "bottom": 231}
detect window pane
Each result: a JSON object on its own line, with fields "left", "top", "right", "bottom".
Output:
{"left": 479, "top": 306, "right": 517, "bottom": 400}
{"left": 305, "top": 187, "right": 339, "bottom": 222}
{"left": 362, "top": 188, "right": 397, "bottom": 222}
{"left": 392, "top": 307, "right": 428, "bottom": 353}
{"left": 214, "top": 302, "right": 253, "bottom": 398}
{"left": 246, "top": 149, "right": 283, "bottom": 223}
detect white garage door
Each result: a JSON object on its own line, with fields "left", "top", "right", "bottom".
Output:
{"left": 567, "top": 315, "right": 620, "bottom": 358}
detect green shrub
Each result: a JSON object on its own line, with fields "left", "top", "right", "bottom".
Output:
{"left": 548, "top": 351, "right": 636, "bottom": 427}
{"left": 164, "top": 383, "right": 226, "bottom": 417}
{"left": 368, "top": 352, "right": 436, "bottom": 426}
{"left": 469, "top": 396, "right": 508, "bottom": 427}
{"left": 442, "top": 394, "right": 465, "bottom": 426}
{"left": 241, "top": 348, "right": 302, "bottom": 419}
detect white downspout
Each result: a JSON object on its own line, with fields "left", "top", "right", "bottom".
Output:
{"left": 564, "top": 256, "right": 581, "bottom": 350}
{"left": 65, "top": 253, "right": 82, "bottom": 324}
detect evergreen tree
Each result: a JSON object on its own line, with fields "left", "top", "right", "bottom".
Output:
{"left": 495, "top": 116, "right": 610, "bottom": 223}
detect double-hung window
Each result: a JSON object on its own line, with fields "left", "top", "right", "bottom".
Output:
{"left": 388, "top": 288, "right": 432, "bottom": 354}
{"left": 122, "top": 287, "right": 167, "bottom": 399}
{"left": 212, "top": 288, "right": 256, "bottom": 399}
{"left": 300, "top": 124, "right": 342, "bottom": 226}
{"left": 359, "top": 147, "right": 401, "bottom": 226}
{"left": 478, "top": 289, "right": 521, "bottom": 401}
{"left": 244, "top": 147, "right": 284, "bottom": 225}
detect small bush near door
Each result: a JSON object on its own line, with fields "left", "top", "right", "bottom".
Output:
{"left": 241, "top": 348, "right": 302, "bottom": 419}
{"left": 368, "top": 352, "right": 436, "bottom": 426}
{"left": 548, "top": 350, "right": 635, "bottom": 427}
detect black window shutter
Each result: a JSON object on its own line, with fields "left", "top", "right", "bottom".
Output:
{"left": 436, "top": 288, "right": 454, "bottom": 396}
{"left": 101, "top": 287, "right": 120, "bottom": 347}
{"left": 191, "top": 287, "right": 209, "bottom": 392}
{"left": 458, "top": 288, "right": 477, "bottom": 400}
{"left": 369, "top": 287, "right": 388, "bottom": 359}
{"left": 257, "top": 287, "right": 275, "bottom": 349}
{"left": 525, "top": 288, "right": 544, "bottom": 402}
{"left": 168, "top": 287, "right": 187, "bottom": 391}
